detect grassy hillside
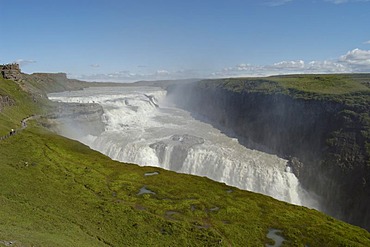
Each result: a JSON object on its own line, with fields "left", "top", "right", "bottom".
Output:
{"left": 200, "top": 74, "right": 370, "bottom": 98}
{"left": 0, "top": 78, "right": 41, "bottom": 136}
{"left": 1, "top": 77, "right": 370, "bottom": 246}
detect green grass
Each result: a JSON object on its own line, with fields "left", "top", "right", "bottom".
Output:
{"left": 270, "top": 74, "right": 370, "bottom": 95}
{"left": 0, "top": 78, "right": 42, "bottom": 136}
{"left": 200, "top": 74, "right": 370, "bottom": 97}
{"left": 1, "top": 125, "right": 370, "bottom": 246}
{"left": 1, "top": 77, "right": 370, "bottom": 246}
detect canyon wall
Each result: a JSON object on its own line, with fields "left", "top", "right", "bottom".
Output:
{"left": 46, "top": 102, "right": 105, "bottom": 138}
{"left": 167, "top": 80, "right": 370, "bottom": 230}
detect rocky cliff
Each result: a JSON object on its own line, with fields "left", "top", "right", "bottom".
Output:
{"left": 167, "top": 76, "right": 370, "bottom": 230}
{"left": 0, "top": 63, "right": 21, "bottom": 81}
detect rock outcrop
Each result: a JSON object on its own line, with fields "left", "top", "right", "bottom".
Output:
{"left": 0, "top": 63, "right": 22, "bottom": 81}
{"left": 0, "top": 64, "right": 18, "bottom": 111}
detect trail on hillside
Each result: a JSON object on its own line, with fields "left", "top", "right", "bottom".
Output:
{"left": 0, "top": 115, "right": 39, "bottom": 141}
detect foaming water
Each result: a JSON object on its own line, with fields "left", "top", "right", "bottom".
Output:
{"left": 48, "top": 86, "right": 320, "bottom": 209}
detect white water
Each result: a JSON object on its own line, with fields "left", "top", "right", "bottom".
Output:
{"left": 48, "top": 86, "right": 320, "bottom": 209}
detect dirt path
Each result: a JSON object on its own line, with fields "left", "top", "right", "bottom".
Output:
{"left": 0, "top": 115, "right": 39, "bottom": 141}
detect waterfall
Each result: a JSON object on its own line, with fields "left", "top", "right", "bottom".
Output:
{"left": 48, "top": 86, "right": 320, "bottom": 209}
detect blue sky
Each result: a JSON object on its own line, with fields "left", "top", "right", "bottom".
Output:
{"left": 1, "top": 0, "right": 370, "bottom": 82}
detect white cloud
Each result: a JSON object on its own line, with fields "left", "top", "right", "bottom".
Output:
{"left": 236, "top": 63, "right": 259, "bottom": 71}
{"left": 266, "top": 0, "right": 370, "bottom": 6}
{"left": 72, "top": 49, "right": 370, "bottom": 82}
{"left": 325, "top": 0, "right": 349, "bottom": 3}
{"left": 73, "top": 70, "right": 144, "bottom": 82}
{"left": 90, "top": 64, "right": 100, "bottom": 68}
{"left": 13, "top": 59, "right": 36, "bottom": 66}
{"left": 222, "top": 64, "right": 261, "bottom": 72}
{"left": 265, "top": 0, "right": 370, "bottom": 6}
{"left": 265, "top": 0, "right": 293, "bottom": 6}
{"left": 272, "top": 60, "right": 305, "bottom": 69}
{"left": 155, "top": 70, "right": 170, "bottom": 76}
{"left": 363, "top": 40, "right": 370, "bottom": 44}
{"left": 306, "top": 60, "right": 348, "bottom": 72}
{"left": 339, "top": 48, "right": 370, "bottom": 71}
{"left": 339, "top": 48, "right": 370, "bottom": 65}
{"left": 325, "top": 0, "right": 370, "bottom": 4}
{"left": 211, "top": 48, "right": 370, "bottom": 78}
{"left": 73, "top": 68, "right": 198, "bottom": 82}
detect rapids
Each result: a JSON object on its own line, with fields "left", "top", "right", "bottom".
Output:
{"left": 48, "top": 86, "right": 320, "bottom": 209}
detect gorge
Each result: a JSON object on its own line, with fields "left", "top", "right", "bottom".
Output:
{"left": 166, "top": 76, "right": 370, "bottom": 230}
{"left": 48, "top": 75, "right": 370, "bottom": 231}
{"left": 48, "top": 86, "right": 320, "bottom": 209}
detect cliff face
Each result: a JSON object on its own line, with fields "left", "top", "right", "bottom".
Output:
{"left": 167, "top": 80, "right": 370, "bottom": 230}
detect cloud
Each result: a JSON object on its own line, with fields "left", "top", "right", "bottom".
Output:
{"left": 325, "top": 0, "right": 349, "bottom": 3}
{"left": 363, "top": 40, "right": 370, "bottom": 44}
{"left": 272, "top": 60, "right": 305, "bottom": 69}
{"left": 212, "top": 48, "right": 370, "bottom": 78}
{"left": 339, "top": 48, "right": 370, "bottom": 71}
{"left": 265, "top": 0, "right": 370, "bottom": 6}
{"left": 155, "top": 70, "right": 170, "bottom": 76}
{"left": 325, "top": 0, "right": 370, "bottom": 4}
{"left": 306, "top": 60, "right": 347, "bottom": 72}
{"left": 72, "top": 48, "right": 370, "bottom": 82}
{"left": 73, "top": 68, "right": 199, "bottom": 82}
{"left": 90, "top": 64, "right": 100, "bottom": 68}
{"left": 13, "top": 59, "right": 36, "bottom": 66}
{"left": 265, "top": 0, "right": 293, "bottom": 6}
{"left": 339, "top": 48, "right": 370, "bottom": 65}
